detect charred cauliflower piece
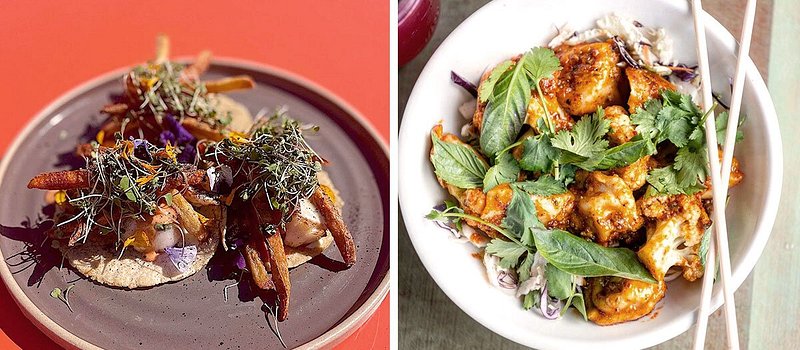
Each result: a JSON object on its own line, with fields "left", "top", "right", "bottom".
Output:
{"left": 577, "top": 172, "right": 644, "bottom": 246}
{"left": 585, "top": 276, "right": 666, "bottom": 326}
{"left": 626, "top": 67, "right": 676, "bottom": 113}
{"left": 457, "top": 183, "right": 577, "bottom": 237}
{"left": 531, "top": 190, "right": 577, "bottom": 230}
{"left": 637, "top": 194, "right": 711, "bottom": 281}
{"left": 603, "top": 106, "right": 636, "bottom": 145}
{"left": 701, "top": 147, "right": 744, "bottom": 199}
{"left": 613, "top": 156, "right": 650, "bottom": 191}
{"left": 527, "top": 89, "right": 575, "bottom": 133}
{"left": 554, "top": 41, "right": 625, "bottom": 116}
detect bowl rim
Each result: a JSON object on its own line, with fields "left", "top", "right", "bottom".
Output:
{"left": 398, "top": 0, "right": 782, "bottom": 348}
{"left": 0, "top": 57, "right": 389, "bottom": 350}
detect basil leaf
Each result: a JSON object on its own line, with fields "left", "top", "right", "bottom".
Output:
{"left": 480, "top": 60, "right": 531, "bottom": 158}
{"left": 430, "top": 134, "right": 488, "bottom": 188}
{"left": 513, "top": 175, "right": 566, "bottom": 196}
{"left": 483, "top": 153, "right": 520, "bottom": 192}
{"left": 595, "top": 136, "right": 656, "bottom": 170}
{"left": 485, "top": 239, "right": 526, "bottom": 269}
{"left": 545, "top": 264, "right": 573, "bottom": 300}
{"left": 532, "top": 229, "right": 656, "bottom": 283}
{"left": 519, "top": 134, "right": 558, "bottom": 173}
{"left": 571, "top": 293, "right": 588, "bottom": 321}
{"left": 478, "top": 60, "right": 513, "bottom": 103}
{"left": 502, "top": 187, "right": 543, "bottom": 240}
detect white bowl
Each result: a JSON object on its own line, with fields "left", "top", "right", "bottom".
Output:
{"left": 398, "top": 0, "right": 782, "bottom": 348}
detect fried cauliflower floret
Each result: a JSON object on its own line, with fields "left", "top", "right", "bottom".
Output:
{"left": 585, "top": 276, "right": 666, "bottom": 326}
{"left": 700, "top": 147, "right": 744, "bottom": 199}
{"left": 626, "top": 67, "right": 676, "bottom": 113}
{"left": 531, "top": 190, "right": 576, "bottom": 230}
{"left": 637, "top": 194, "right": 711, "bottom": 281}
{"left": 526, "top": 85, "right": 575, "bottom": 133}
{"left": 554, "top": 41, "right": 625, "bottom": 116}
{"left": 603, "top": 106, "right": 636, "bottom": 145}
{"left": 613, "top": 156, "right": 650, "bottom": 191}
{"left": 577, "top": 172, "right": 644, "bottom": 246}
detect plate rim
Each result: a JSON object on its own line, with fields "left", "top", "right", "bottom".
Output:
{"left": 0, "top": 58, "right": 389, "bottom": 350}
{"left": 398, "top": 0, "right": 782, "bottom": 348}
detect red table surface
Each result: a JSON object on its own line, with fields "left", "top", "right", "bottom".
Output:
{"left": 0, "top": 1, "right": 389, "bottom": 349}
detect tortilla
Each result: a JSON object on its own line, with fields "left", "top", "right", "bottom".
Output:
{"left": 211, "top": 94, "right": 254, "bottom": 133}
{"left": 63, "top": 206, "right": 226, "bottom": 289}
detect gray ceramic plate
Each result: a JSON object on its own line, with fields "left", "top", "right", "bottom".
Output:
{"left": 0, "top": 60, "right": 389, "bottom": 350}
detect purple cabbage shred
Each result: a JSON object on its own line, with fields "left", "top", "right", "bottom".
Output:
{"left": 612, "top": 36, "right": 640, "bottom": 69}
{"left": 450, "top": 71, "right": 478, "bottom": 98}
{"left": 670, "top": 63, "right": 699, "bottom": 82}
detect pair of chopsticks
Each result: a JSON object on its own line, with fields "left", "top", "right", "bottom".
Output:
{"left": 691, "top": 0, "right": 758, "bottom": 349}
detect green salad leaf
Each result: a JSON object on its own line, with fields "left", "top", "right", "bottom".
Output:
{"left": 430, "top": 134, "right": 488, "bottom": 188}
{"left": 483, "top": 152, "right": 520, "bottom": 192}
{"left": 480, "top": 59, "right": 532, "bottom": 158}
{"left": 513, "top": 175, "right": 566, "bottom": 196}
{"left": 519, "top": 134, "right": 558, "bottom": 174}
{"left": 532, "top": 229, "right": 656, "bottom": 283}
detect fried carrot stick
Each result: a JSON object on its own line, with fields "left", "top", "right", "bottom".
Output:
{"left": 244, "top": 240, "right": 274, "bottom": 290}
{"left": 310, "top": 187, "right": 357, "bottom": 266}
{"left": 180, "top": 118, "right": 224, "bottom": 142}
{"left": 250, "top": 197, "right": 291, "bottom": 321}
{"left": 204, "top": 75, "right": 255, "bottom": 93}
{"left": 27, "top": 170, "right": 90, "bottom": 190}
{"left": 182, "top": 50, "right": 212, "bottom": 81}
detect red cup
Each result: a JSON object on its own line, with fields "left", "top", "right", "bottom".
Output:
{"left": 399, "top": 0, "right": 440, "bottom": 67}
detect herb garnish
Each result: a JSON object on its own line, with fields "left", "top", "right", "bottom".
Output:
{"left": 207, "top": 110, "right": 321, "bottom": 222}
{"left": 124, "top": 61, "right": 228, "bottom": 128}
{"left": 50, "top": 285, "right": 75, "bottom": 312}
{"left": 64, "top": 138, "right": 185, "bottom": 245}
{"left": 479, "top": 48, "right": 561, "bottom": 158}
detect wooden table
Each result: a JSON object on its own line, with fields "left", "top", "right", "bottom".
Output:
{"left": 399, "top": 0, "right": 798, "bottom": 348}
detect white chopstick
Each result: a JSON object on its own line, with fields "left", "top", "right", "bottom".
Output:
{"left": 690, "top": 1, "right": 742, "bottom": 349}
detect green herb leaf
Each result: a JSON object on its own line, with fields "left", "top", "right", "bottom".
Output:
{"left": 513, "top": 175, "right": 566, "bottom": 196}
{"left": 478, "top": 60, "right": 513, "bottom": 103}
{"left": 164, "top": 193, "right": 174, "bottom": 207}
{"left": 480, "top": 60, "right": 532, "bottom": 158}
{"left": 483, "top": 153, "right": 520, "bottom": 192}
{"left": 50, "top": 288, "right": 62, "bottom": 299}
{"left": 485, "top": 240, "right": 527, "bottom": 269}
{"left": 519, "top": 135, "right": 558, "bottom": 174}
{"left": 521, "top": 47, "right": 562, "bottom": 82}
{"left": 502, "top": 187, "right": 544, "bottom": 240}
{"left": 532, "top": 229, "right": 656, "bottom": 283}
{"left": 571, "top": 293, "right": 588, "bottom": 321}
{"left": 715, "top": 111, "right": 745, "bottom": 145}
{"left": 523, "top": 291, "right": 538, "bottom": 310}
{"left": 551, "top": 108, "right": 610, "bottom": 163}
{"left": 430, "top": 134, "right": 489, "bottom": 188}
{"left": 674, "top": 146, "right": 708, "bottom": 188}
{"left": 595, "top": 135, "right": 656, "bottom": 170}
{"left": 517, "top": 252, "right": 535, "bottom": 282}
{"left": 118, "top": 176, "right": 137, "bottom": 201}
{"left": 699, "top": 226, "right": 712, "bottom": 267}
{"left": 545, "top": 264, "right": 573, "bottom": 300}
